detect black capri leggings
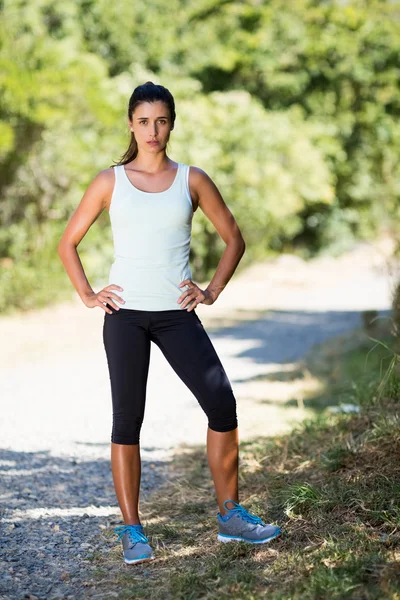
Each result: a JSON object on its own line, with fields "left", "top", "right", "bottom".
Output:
{"left": 102, "top": 304, "right": 238, "bottom": 445}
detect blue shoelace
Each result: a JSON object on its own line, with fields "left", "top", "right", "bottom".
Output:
{"left": 114, "top": 524, "right": 149, "bottom": 545}
{"left": 223, "top": 500, "right": 264, "bottom": 525}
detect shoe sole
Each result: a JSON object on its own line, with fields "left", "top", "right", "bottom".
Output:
{"left": 124, "top": 554, "right": 155, "bottom": 565}
{"left": 217, "top": 530, "right": 281, "bottom": 544}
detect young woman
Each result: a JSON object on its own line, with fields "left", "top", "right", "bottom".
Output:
{"left": 58, "top": 81, "right": 281, "bottom": 565}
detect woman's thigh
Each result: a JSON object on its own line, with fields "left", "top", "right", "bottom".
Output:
{"left": 103, "top": 304, "right": 151, "bottom": 442}
{"left": 149, "top": 309, "right": 238, "bottom": 432}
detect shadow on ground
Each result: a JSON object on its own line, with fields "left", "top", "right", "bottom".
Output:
{"left": 0, "top": 447, "right": 171, "bottom": 599}
{"left": 206, "top": 308, "right": 392, "bottom": 418}
{"left": 0, "top": 307, "right": 394, "bottom": 598}
{"left": 208, "top": 308, "right": 392, "bottom": 368}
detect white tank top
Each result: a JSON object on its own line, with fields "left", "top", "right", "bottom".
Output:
{"left": 107, "top": 162, "right": 194, "bottom": 310}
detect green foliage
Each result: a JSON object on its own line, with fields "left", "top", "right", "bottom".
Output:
{"left": 175, "top": 0, "right": 400, "bottom": 252}
{"left": 281, "top": 481, "right": 327, "bottom": 515}
{"left": 1, "top": 0, "right": 399, "bottom": 311}
{"left": 173, "top": 87, "right": 334, "bottom": 269}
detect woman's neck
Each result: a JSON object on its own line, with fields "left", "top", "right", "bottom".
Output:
{"left": 129, "top": 152, "right": 172, "bottom": 174}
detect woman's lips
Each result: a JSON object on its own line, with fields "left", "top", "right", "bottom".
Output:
{"left": 147, "top": 141, "right": 159, "bottom": 145}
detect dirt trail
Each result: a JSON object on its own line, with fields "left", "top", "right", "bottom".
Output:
{"left": 1, "top": 240, "right": 397, "bottom": 600}
{"left": 0, "top": 240, "right": 396, "bottom": 462}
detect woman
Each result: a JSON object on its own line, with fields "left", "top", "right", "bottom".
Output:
{"left": 58, "top": 81, "right": 281, "bottom": 565}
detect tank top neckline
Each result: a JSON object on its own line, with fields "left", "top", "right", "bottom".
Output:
{"left": 121, "top": 162, "right": 181, "bottom": 195}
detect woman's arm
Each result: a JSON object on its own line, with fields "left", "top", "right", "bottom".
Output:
{"left": 184, "top": 167, "right": 246, "bottom": 304}
{"left": 57, "top": 168, "right": 124, "bottom": 312}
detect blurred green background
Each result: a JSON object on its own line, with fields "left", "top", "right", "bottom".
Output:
{"left": 1, "top": 0, "right": 399, "bottom": 313}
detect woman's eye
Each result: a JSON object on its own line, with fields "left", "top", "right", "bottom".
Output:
{"left": 139, "top": 120, "right": 167, "bottom": 125}
{"left": 138, "top": 120, "right": 166, "bottom": 125}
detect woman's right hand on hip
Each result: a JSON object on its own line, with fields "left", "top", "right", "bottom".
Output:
{"left": 82, "top": 285, "right": 125, "bottom": 314}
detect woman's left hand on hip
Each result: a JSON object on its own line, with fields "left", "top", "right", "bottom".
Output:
{"left": 177, "top": 280, "right": 215, "bottom": 311}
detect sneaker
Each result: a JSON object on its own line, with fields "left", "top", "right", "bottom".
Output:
{"left": 217, "top": 500, "right": 282, "bottom": 544}
{"left": 114, "top": 523, "right": 155, "bottom": 565}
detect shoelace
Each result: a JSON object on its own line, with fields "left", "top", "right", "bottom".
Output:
{"left": 114, "top": 524, "right": 149, "bottom": 545}
{"left": 223, "top": 500, "right": 265, "bottom": 525}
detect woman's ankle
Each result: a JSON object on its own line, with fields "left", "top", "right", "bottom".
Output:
{"left": 124, "top": 519, "right": 141, "bottom": 526}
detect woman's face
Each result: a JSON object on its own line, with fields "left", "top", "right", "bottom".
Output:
{"left": 128, "top": 101, "right": 173, "bottom": 153}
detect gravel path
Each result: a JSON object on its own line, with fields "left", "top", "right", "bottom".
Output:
{"left": 0, "top": 240, "right": 397, "bottom": 599}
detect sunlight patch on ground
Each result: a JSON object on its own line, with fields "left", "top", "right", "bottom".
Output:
{"left": 0, "top": 465, "right": 75, "bottom": 477}
{"left": 2, "top": 505, "right": 121, "bottom": 522}
{"left": 235, "top": 368, "right": 322, "bottom": 403}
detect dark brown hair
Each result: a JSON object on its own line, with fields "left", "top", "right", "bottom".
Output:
{"left": 111, "top": 81, "right": 176, "bottom": 167}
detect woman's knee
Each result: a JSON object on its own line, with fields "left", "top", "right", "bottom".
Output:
{"left": 206, "top": 391, "right": 238, "bottom": 432}
{"left": 111, "top": 414, "right": 143, "bottom": 445}
{"left": 208, "top": 413, "right": 238, "bottom": 432}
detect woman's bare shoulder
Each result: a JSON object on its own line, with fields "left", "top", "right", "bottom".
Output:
{"left": 186, "top": 166, "right": 220, "bottom": 212}
{"left": 89, "top": 167, "right": 117, "bottom": 211}
{"left": 187, "top": 165, "right": 209, "bottom": 180}
{"left": 187, "top": 165, "right": 219, "bottom": 192}
{"left": 95, "top": 166, "right": 117, "bottom": 184}
{"left": 187, "top": 165, "right": 215, "bottom": 190}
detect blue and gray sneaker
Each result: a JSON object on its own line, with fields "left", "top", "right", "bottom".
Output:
{"left": 114, "top": 523, "right": 155, "bottom": 565}
{"left": 217, "top": 500, "right": 281, "bottom": 544}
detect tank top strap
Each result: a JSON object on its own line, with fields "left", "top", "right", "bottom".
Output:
{"left": 111, "top": 164, "right": 121, "bottom": 180}
{"left": 175, "top": 162, "right": 184, "bottom": 189}
{"left": 177, "top": 163, "right": 193, "bottom": 211}
{"left": 115, "top": 163, "right": 133, "bottom": 192}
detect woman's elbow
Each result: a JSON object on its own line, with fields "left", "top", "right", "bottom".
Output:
{"left": 236, "top": 233, "right": 246, "bottom": 254}
{"left": 57, "top": 238, "right": 75, "bottom": 257}
{"left": 57, "top": 237, "right": 67, "bottom": 255}
{"left": 228, "top": 233, "right": 245, "bottom": 255}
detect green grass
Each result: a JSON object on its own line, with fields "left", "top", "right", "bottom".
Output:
{"left": 90, "top": 331, "right": 400, "bottom": 599}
